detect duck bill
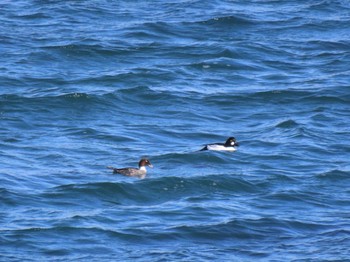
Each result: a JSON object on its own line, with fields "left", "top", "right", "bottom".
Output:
{"left": 148, "top": 164, "right": 154, "bottom": 168}
{"left": 235, "top": 142, "right": 239, "bottom": 146}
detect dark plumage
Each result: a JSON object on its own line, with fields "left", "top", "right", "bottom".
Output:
{"left": 107, "top": 159, "right": 153, "bottom": 179}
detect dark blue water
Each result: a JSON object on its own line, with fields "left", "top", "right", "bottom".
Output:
{"left": 1, "top": 1, "right": 350, "bottom": 261}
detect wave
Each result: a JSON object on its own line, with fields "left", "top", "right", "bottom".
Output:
{"left": 41, "top": 174, "right": 258, "bottom": 206}
{"left": 170, "top": 216, "right": 334, "bottom": 241}
{"left": 316, "top": 169, "right": 350, "bottom": 181}
{"left": 275, "top": 119, "right": 299, "bottom": 129}
{"left": 189, "top": 15, "right": 254, "bottom": 27}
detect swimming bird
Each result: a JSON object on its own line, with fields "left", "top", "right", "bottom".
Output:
{"left": 200, "top": 137, "right": 239, "bottom": 151}
{"left": 107, "top": 158, "right": 153, "bottom": 179}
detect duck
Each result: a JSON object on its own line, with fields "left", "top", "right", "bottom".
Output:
{"left": 200, "top": 137, "right": 239, "bottom": 151}
{"left": 107, "top": 158, "right": 153, "bottom": 179}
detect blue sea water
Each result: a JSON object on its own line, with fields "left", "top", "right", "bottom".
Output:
{"left": 1, "top": 0, "right": 350, "bottom": 261}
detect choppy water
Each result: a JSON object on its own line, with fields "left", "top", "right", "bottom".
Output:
{"left": 1, "top": 1, "right": 350, "bottom": 261}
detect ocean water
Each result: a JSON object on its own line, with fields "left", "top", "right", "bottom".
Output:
{"left": 1, "top": 0, "right": 350, "bottom": 261}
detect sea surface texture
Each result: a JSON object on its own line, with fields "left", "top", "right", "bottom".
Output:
{"left": 1, "top": 1, "right": 350, "bottom": 261}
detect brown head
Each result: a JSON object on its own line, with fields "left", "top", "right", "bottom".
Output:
{"left": 138, "top": 159, "right": 153, "bottom": 168}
